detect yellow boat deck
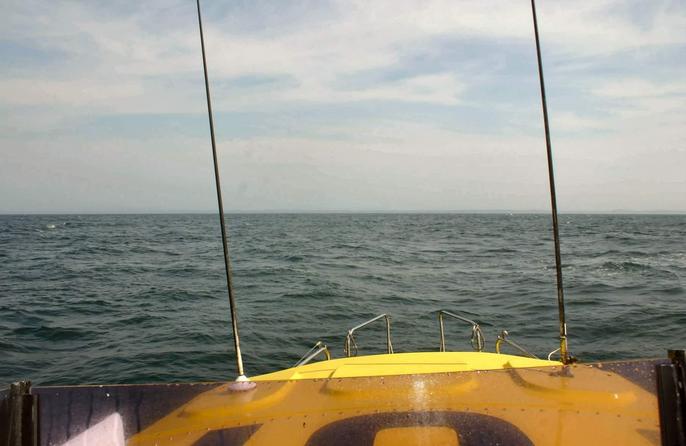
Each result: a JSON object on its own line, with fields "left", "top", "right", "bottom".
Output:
{"left": 123, "top": 352, "right": 661, "bottom": 445}
{"left": 253, "top": 351, "right": 561, "bottom": 380}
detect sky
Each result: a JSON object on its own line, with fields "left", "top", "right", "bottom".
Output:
{"left": 1, "top": 0, "right": 684, "bottom": 213}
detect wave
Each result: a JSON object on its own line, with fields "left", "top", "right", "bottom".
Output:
{"left": 1, "top": 213, "right": 684, "bottom": 385}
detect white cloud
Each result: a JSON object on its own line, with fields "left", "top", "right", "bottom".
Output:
{"left": 1, "top": 0, "right": 685, "bottom": 211}
{"left": 0, "top": 79, "right": 143, "bottom": 107}
{"left": 3, "top": 0, "right": 685, "bottom": 112}
{"left": 549, "top": 112, "right": 607, "bottom": 133}
{"left": 537, "top": 2, "right": 686, "bottom": 57}
{"left": 589, "top": 78, "right": 686, "bottom": 124}
{"left": 273, "top": 73, "right": 464, "bottom": 106}
{"left": 593, "top": 78, "right": 686, "bottom": 99}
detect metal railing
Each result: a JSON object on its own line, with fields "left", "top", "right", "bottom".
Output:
{"left": 438, "top": 310, "right": 485, "bottom": 352}
{"left": 547, "top": 347, "right": 561, "bottom": 361}
{"left": 495, "top": 330, "right": 538, "bottom": 359}
{"left": 344, "top": 314, "right": 393, "bottom": 357}
{"left": 294, "top": 341, "right": 331, "bottom": 367}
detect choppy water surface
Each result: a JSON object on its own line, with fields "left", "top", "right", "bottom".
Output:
{"left": 1, "top": 213, "right": 684, "bottom": 385}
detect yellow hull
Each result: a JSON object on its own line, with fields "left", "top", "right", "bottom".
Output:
{"left": 126, "top": 352, "right": 660, "bottom": 445}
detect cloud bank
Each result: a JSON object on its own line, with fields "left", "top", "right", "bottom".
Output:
{"left": 1, "top": 0, "right": 684, "bottom": 212}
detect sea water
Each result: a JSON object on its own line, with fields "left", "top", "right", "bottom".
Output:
{"left": 1, "top": 213, "right": 684, "bottom": 385}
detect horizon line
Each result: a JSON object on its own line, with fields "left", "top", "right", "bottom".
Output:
{"left": 2, "top": 209, "right": 685, "bottom": 216}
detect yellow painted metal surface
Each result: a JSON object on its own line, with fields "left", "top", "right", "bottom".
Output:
{"left": 373, "top": 426, "right": 459, "bottom": 445}
{"left": 127, "top": 353, "right": 661, "bottom": 445}
{"left": 252, "top": 352, "right": 560, "bottom": 380}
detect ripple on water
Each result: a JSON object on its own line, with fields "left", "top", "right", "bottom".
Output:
{"left": 0, "top": 213, "right": 684, "bottom": 385}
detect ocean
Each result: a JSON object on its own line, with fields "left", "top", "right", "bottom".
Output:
{"left": 1, "top": 213, "right": 684, "bottom": 385}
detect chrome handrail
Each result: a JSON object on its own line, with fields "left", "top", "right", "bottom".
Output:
{"left": 294, "top": 341, "right": 331, "bottom": 367}
{"left": 344, "top": 314, "right": 393, "bottom": 357}
{"left": 495, "top": 330, "right": 538, "bottom": 359}
{"left": 438, "top": 310, "right": 485, "bottom": 352}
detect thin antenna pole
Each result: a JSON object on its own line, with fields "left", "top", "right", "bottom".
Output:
{"left": 530, "top": 0, "right": 571, "bottom": 364}
{"left": 196, "top": 0, "right": 246, "bottom": 378}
